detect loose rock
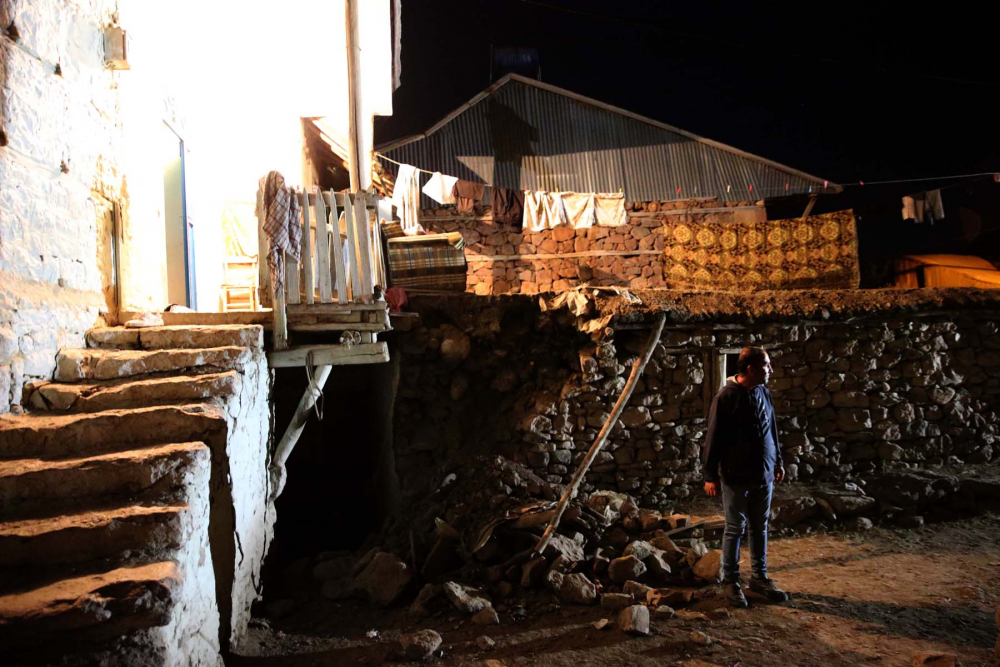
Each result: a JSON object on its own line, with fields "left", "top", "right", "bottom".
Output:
{"left": 618, "top": 605, "right": 650, "bottom": 635}
{"left": 399, "top": 629, "right": 442, "bottom": 661}
{"left": 355, "top": 552, "right": 413, "bottom": 606}
{"left": 476, "top": 635, "right": 496, "bottom": 650}
{"left": 444, "top": 581, "right": 493, "bottom": 614}
{"left": 472, "top": 607, "right": 500, "bottom": 625}
{"left": 609, "top": 555, "right": 647, "bottom": 583}
{"left": 910, "top": 652, "right": 959, "bottom": 667}
{"left": 690, "top": 631, "right": 713, "bottom": 646}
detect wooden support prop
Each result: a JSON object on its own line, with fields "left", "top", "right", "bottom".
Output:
{"left": 801, "top": 194, "right": 818, "bottom": 220}
{"left": 300, "top": 191, "right": 314, "bottom": 304}
{"left": 314, "top": 186, "right": 334, "bottom": 303}
{"left": 268, "top": 362, "right": 333, "bottom": 500}
{"left": 532, "top": 312, "right": 666, "bottom": 558}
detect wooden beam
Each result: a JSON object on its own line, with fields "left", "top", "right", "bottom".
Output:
{"left": 287, "top": 302, "right": 389, "bottom": 313}
{"left": 268, "top": 342, "right": 389, "bottom": 368}
{"left": 256, "top": 186, "right": 272, "bottom": 308}
{"left": 330, "top": 191, "right": 349, "bottom": 304}
{"left": 289, "top": 322, "right": 389, "bottom": 333}
{"left": 343, "top": 192, "right": 363, "bottom": 302}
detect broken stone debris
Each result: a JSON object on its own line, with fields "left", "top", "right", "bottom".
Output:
{"left": 398, "top": 629, "right": 442, "bottom": 661}
{"left": 476, "top": 635, "right": 496, "bottom": 650}
{"left": 910, "top": 652, "right": 959, "bottom": 667}
{"left": 618, "top": 605, "right": 650, "bottom": 635}
{"left": 355, "top": 551, "right": 413, "bottom": 606}
{"left": 689, "top": 630, "right": 713, "bottom": 646}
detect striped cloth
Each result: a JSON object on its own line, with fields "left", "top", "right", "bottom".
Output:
{"left": 384, "top": 227, "right": 467, "bottom": 291}
{"left": 256, "top": 171, "right": 301, "bottom": 293}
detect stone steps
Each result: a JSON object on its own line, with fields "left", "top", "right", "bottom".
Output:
{"left": 55, "top": 346, "right": 252, "bottom": 382}
{"left": 0, "top": 561, "right": 179, "bottom": 651}
{"left": 0, "top": 441, "right": 209, "bottom": 514}
{"left": 86, "top": 324, "right": 264, "bottom": 351}
{"left": 26, "top": 371, "right": 240, "bottom": 412}
{"left": 0, "top": 503, "right": 187, "bottom": 568}
{"left": 0, "top": 402, "right": 226, "bottom": 460}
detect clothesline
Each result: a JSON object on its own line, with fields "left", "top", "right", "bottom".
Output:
{"left": 377, "top": 152, "right": 999, "bottom": 200}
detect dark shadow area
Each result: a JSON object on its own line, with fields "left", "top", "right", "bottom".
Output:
{"left": 263, "top": 356, "right": 401, "bottom": 577}
{"left": 791, "top": 592, "right": 997, "bottom": 648}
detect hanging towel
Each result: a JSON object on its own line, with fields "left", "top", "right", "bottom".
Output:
{"left": 902, "top": 196, "right": 918, "bottom": 221}
{"left": 594, "top": 192, "right": 627, "bottom": 227}
{"left": 422, "top": 172, "right": 458, "bottom": 205}
{"left": 544, "top": 192, "right": 568, "bottom": 228}
{"left": 390, "top": 164, "right": 424, "bottom": 236}
{"left": 452, "top": 179, "right": 485, "bottom": 214}
{"left": 491, "top": 187, "right": 525, "bottom": 228}
{"left": 925, "top": 189, "right": 945, "bottom": 222}
{"left": 560, "top": 192, "right": 598, "bottom": 229}
{"left": 523, "top": 191, "right": 547, "bottom": 232}
{"left": 256, "top": 171, "right": 302, "bottom": 293}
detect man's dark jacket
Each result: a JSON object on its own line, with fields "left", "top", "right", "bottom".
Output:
{"left": 701, "top": 377, "right": 782, "bottom": 486}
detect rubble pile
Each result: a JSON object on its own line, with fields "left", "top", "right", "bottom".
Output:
{"left": 310, "top": 456, "right": 726, "bottom": 630}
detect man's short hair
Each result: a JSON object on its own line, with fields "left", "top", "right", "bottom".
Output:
{"left": 737, "top": 347, "right": 768, "bottom": 375}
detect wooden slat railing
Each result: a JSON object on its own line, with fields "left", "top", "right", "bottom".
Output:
{"left": 257, "top": 188, "right": 389, "bottom": 349}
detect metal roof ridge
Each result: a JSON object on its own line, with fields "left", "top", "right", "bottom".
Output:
{"left": 377, "top": 73, "right": 841, "bottom": 193}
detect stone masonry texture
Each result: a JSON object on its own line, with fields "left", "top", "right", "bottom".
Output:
{"left": 390, "top": 293, "right": 1000, "bottom": 506}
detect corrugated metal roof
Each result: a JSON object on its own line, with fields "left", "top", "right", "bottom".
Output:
{"left": 378, "top": 74, "right": 840, "bottom": 207}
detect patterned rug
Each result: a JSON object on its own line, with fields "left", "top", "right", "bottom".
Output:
{"left": 661, "top": 209, "right": 860, "bottom": 290}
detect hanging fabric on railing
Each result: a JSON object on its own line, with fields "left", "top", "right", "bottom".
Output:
{"left": 256, "top": 171, "right": 301, "bottom": 292}
{"left": 594, "top": 192, "right": 627, "bottom": 227}
{"left": 390, "top": 163, "right": 425, "bottom": 236}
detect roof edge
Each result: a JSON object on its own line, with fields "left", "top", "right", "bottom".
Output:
{"left": 378, "top": 73, "right": 842, "bottom": 192}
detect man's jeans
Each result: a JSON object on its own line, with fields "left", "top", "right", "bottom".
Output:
{"left": 721, "top": 481, "right": 773, "bottom": 583}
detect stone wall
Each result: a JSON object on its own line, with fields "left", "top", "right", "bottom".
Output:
{"left": 0, "top": 0, "right": 121, "bottom": 412}
{"left": 391, "top": 294, "right": 1000, "bottom": 507}
{"left": 418, "top": 199, "right": 759, "bottom": 296}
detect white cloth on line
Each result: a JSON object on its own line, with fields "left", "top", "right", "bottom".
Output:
{"left": 523, "top": 191, "right": 569, "bottom": 231}
{"left": 594, "top": 192, "right": 627, "bottom": 227}
{"left": 389, "top": 164, "right": 424, "bottom": 236}
{"left": 560, "top": 192, "right": 597, "bottom": 229}
{"left": 422, "top": 172, "right": 458, "bottom": 205}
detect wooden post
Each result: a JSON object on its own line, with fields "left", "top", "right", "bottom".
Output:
{"left": 344, "top": 191, "right": 364, "bottom": 302}
{"left": 344, "top": 0, "right": 361, "bottom": 191}
{"left": 532, "top": 313, "right": 667, "bottom": 558}
{"left": 354, "top": 193, "right": 374, "bottom": 301}
{"left": 256, "top": 187, "right": 272, "bottom": 308}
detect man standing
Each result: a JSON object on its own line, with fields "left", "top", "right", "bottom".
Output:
{"left": 702, "top": 347, "right": 789, "bottom": 608}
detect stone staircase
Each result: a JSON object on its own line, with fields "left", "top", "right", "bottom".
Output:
{"left": 0, "top": 325, "right": 271, "bottom": 667}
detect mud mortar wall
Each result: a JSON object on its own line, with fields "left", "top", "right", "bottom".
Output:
{"left": 418, "top": 199, "right": 757, "bottom": 296}
{"left": 392, "top": 295, "right": 1000, "bottom": 506}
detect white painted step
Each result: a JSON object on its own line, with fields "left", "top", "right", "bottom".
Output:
{"left": 27, "top": 371, "right": 240, "bottom": 412}
{"left": 0, "top": 441, "right": 209, "bottom": 509}
{"left": 0, "top": 504, "right": 187, "bottom": 568}
{"left": 0, "top": 403, "right": 226, "bottom": 460}
{"left": 86, "top": 324, "right": 263, "bottom": 351}
{"left": 55, "top": 346, "right": 252, "bottom": 382}
{"left": 0, "top": 561, "right": 179, "bottom": 650}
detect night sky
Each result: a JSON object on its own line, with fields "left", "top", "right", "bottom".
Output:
{"left": 376, "top": 0, "right": 1000, "bottom": 186}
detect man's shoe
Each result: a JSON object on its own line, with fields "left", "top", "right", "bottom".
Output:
{"left": 723, "top": 581, "right": 748, "bottom": 608}
{"left": 749, "top": 577, "right": 789, "bottom": 603}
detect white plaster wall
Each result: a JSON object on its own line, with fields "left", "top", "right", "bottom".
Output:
{"left": 222, "top": 346, "right": 274, "bottom": 646}
{"left": 0, "top": 0, "right": 121, "bottom": 413}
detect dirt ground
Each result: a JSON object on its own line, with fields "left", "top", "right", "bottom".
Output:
{"left": 229, "top": 514, "right": 1000, "bottom": 667}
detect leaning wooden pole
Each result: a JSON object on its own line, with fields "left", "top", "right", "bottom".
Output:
{"left": 532, "top": 312, "right": 667, "bottom": 557}
{"left": 268, "top": 363, "right": 333, "bottom": 500}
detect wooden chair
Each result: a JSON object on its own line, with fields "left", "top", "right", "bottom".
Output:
{"left": 221, "top": 255, "right": 259, "bottom": 312}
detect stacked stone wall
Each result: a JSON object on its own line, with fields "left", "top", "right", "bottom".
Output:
{"left": 392, "top": 297, "right": 1000, "bottom": 508}
{"left": 418, "top": 199, "right": 757, "bottom": 296}
{"left": 1, "top": 0, "right": 121, "bottom": 412}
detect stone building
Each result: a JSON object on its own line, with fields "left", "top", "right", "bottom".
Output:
{"left": 1, "top": 2, "right": 999, "bottom": 665}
